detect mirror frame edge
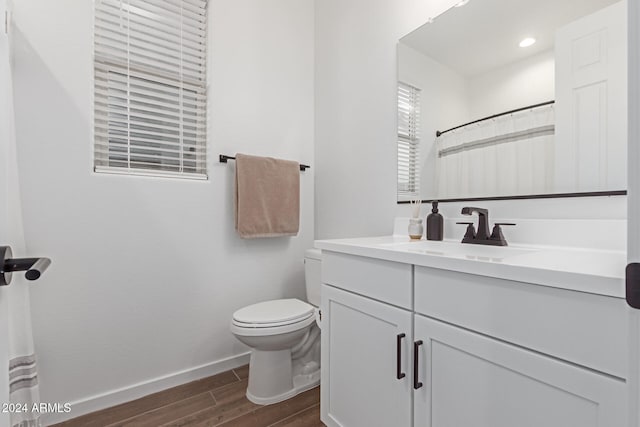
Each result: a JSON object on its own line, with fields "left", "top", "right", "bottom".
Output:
{"left": 397, "top": 190, "right": 627, "bottom": 204}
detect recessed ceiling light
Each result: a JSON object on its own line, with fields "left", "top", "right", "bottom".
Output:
{"left": 455, "top": 0, "right": 470, "bottom": 7}
{"left": 519, "top": 37, "right": 536, "bottom": 48}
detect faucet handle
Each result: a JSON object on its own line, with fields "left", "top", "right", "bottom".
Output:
{"left": 456, "top": 222, "right": 476, "bottom": 242}
{"left": 490, "top": 223, "right": 516, "bottom": 244}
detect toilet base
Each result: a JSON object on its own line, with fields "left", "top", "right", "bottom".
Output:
{"left": 246, "top": 368, "right": 320, "bottom": 405}
{"left": 244, "top": 325, "right": 321, "bottom": 405}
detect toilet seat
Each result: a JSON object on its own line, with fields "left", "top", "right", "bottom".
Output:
{"left": 233, "top": 313, "right": 314, "bottom": 329}
{"left": 231, "top": 299, "right": 316, "bottom": 336}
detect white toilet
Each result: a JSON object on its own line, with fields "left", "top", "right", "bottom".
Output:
{"left": 230, "top": 248, "right": 322, "bottom": 405}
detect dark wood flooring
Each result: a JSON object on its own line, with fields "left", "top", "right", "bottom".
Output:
{"left": 51, "top": 365, "right": 323, "bottom": 427}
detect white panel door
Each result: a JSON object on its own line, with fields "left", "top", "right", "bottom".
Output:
{"left": 0, "top": 2, "right": 12, "bottom": 425}
{"left": 414, "top": 315, "right": 626, "bottom": 427}
{"left": 555, "top": 0, "right": 627, "bottom": 193}
{"left": 320, "top": 285, "right": 412, "bottom": 427}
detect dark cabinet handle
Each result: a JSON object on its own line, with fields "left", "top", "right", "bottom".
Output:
{"left": 396, "top": 333, "right": 406, "bottom": 379}
{"left": 413, "top": 340, "right": 423, "bottom": 389}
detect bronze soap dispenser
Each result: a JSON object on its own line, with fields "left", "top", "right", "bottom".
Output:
{"left": 426, "top": 201, "right": 443, "bottom": 241}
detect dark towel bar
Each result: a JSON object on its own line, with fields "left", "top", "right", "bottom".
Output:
{"left": 219, "top": 154, "right": 310, "bottom": 171}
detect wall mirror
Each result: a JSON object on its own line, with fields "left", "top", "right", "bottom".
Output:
{"left": 397, "top": 0, "right": 627, "bottom": 202}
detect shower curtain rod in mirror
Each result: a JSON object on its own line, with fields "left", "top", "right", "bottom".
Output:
{"left": 436, "top": 100, "right": 556, "bottom": 137}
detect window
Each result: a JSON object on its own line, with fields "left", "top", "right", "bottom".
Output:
{"left": 94, "top": 0, "right": 208, "bottom": 179}
{"left": 397, "top": 82, "right": 421, "bottom": 200}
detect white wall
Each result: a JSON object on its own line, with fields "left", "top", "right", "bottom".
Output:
{"left": 467, "top": 50, "right": 555, "bottom": 119}
{"left": 11, "top": 0, "right": 314, "bottom": 422}
{"left": 315, "top": 0, "right": 458, "bottom": 239}
{"left": 315, "top": 0, "right": 626, "bottom": 241}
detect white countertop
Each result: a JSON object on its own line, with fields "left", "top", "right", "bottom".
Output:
{"left": 315, "top": 236, "right": 627, "bottom": 298}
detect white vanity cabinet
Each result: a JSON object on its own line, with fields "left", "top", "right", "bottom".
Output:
{"left": 320, "top": 251, "right": 627, "bottom": 427}
{"left": 321, "top": 285, "right": 413, "bottom": 427}
{"left": 413, "top": 266, "right": 627, "bottom": 427}
{"left": 320, "top": 252, "right": 413, "bottom": 427}
{"left": 413, "top": 315, "right": 625, "bottom": 427}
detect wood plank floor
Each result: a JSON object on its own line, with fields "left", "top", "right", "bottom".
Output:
{"left": 51, "top": 365, "right": 324, "bottom": 427}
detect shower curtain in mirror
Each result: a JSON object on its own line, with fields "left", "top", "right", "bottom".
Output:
{"left": 435, "top": 103, "right": 555, "bottom": 199}
{"left": 1, "top": 2, "right": 42, "bottom": 426}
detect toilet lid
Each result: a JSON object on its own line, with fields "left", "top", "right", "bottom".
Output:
{"left": 232, "top": 299, "right": 314, "bottom": 326}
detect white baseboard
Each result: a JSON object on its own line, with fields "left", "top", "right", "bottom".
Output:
{"left": 43, "top": 352, "right": 251, "bottom": 426}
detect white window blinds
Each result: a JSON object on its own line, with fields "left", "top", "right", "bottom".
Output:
{"left": 397, "top": 82, "right": 421, "bottom": 199}
{"left": 94, "top": 0, "right": 208, "bottom": 179}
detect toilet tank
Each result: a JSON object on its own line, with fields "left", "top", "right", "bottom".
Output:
{"left": 304, "top": 248, "right": 322, "bottom": 306}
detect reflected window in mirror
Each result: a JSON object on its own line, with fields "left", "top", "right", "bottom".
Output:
{"left": 398, "top": 82, "right": 422, "bottom": 201}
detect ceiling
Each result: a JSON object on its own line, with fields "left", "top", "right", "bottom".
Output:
{"left": 400, "top": 0, "right": 620, "bottom": 77}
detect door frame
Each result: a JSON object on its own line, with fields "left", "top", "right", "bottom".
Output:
{"left": 629, "top": 0, "right": 640, "bottom": 425}
{"left": 0, "top": 1, "right": 12, "bottom": 425}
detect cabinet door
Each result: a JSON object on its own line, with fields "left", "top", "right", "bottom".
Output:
{"left": 414, "top": 315, "right": 626, "bottom": 427}
{"left": 321, "top": 285, "right": 413, "bottom": 427}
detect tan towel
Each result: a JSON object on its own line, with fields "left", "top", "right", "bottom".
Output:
{"left": 235, "top": 153, "right": 300, "bottom": 238}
